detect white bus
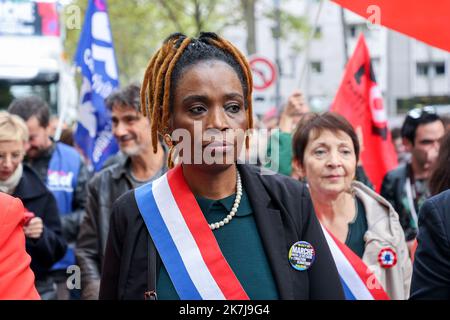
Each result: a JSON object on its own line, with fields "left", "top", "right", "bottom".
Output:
{"left": 0, "top": 0, "right": 76, "bottom": 122}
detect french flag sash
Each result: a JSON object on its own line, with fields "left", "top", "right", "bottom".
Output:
{"left": 134, "top": 165, "right": 249, "bottom": 300}
{"left": 320, "top": 225, "right": 390, "bottom": 300}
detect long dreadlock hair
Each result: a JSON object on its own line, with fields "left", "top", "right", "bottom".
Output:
{"left": 141, "top": 32, "right": 254, "bottom": 153}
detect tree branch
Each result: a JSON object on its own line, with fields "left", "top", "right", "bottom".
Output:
{"left": 157, "top": 0, "right": 185, "bottom": 33}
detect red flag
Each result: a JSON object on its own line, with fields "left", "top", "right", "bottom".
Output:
{"left": 331, "top": 34, "right": 397, "bottom": 192}
{"left": 333, "top": 0, "right": 450, "bottom": 53}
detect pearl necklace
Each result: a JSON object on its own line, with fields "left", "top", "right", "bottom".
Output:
{"left": 209, "top": 171, "right": 242, "bottom": 230}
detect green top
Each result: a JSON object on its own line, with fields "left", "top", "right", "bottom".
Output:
{"left": 265, "top": 130, "right": 293, "bottom": 176}
{"left": 345, "top": 197, "right": 368, "bottom": 258}
{"left": 156, "top": 189, "right": 279, "bottom": 300}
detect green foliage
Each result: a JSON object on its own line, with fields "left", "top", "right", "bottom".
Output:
{"left": 64, "top": 0, "right": 168, "bottom": 84}
{"left": 62, "top": 0, "right": 311, "bottom": 84}
{"left": 63, "top": 0, "right": 242, "bottom": 85}
{"left": 263, "top": 1, "right": 312, "bottom": 53}
{"left": 155, "top": 0, "right": 242, "bottom": 36}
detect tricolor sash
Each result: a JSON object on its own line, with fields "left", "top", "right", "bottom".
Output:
{"left": 320, "top": 224, "right": 390, "bottom": 300}
{"left": 134, "top": 165, "right": 249, "bottom": 300}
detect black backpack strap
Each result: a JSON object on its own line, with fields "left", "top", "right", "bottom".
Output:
{"left": 144, "top": 233, "right": 158, "bottom": 300}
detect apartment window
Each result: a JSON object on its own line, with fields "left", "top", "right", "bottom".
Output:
{"left": 371, "top": 58, "right": 380, "bottom": 69}
{"left": 347, "top": 23, "right": 369, "bottom": 39}
{"left": 314, "top": 26, "right": 322, "bottom": 38}
{"left": 435, "top": 62, "right": 446, "bottom": 76}
{"left": 417, "top": 63, "right": 429, "bottom": 76}
{"left": 416, "top": 62, "right": 446, "bottom": 76}
{"left": 371, "top": 58, "right": 381, "bottom": 79}
{"left": 310, "top": 61, "right": 322, "bottom": 73}
{"left": 349, "top": 25, "right": 357, "bottom": 38}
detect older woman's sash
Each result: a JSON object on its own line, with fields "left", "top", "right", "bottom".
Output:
{"left": 320, "top": 225, "right": 390, "bottom": 300}
{"left": 134, "top": 165, "right": 249, "bottom": 300}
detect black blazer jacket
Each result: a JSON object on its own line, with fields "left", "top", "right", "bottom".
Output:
{"left": 410, "top": 189, "right": 450, "bottom": 299}
{"left": 12, "top": 165, "right": 67, "bottom": 280}
{"left": 99, "top": 164, "right": 345, "bottom": 300}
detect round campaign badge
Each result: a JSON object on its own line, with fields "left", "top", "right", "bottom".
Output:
{"left": 288, "top": 241, "right": 315, "bottom": 271}
{"left": 378, "top": 247, "right": 397, "bottom": 268}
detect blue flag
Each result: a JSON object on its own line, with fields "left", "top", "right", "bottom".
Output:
{"left": 74, "top": 0, "right": 119, "bottom": 171}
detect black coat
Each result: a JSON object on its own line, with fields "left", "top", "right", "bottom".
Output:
{"left": 381, "top": 164, "right": 417, "bottom": 241}
{"left": 410, "top": 189, "right": 450, "bottom": 299}
{"left": 76, "top": 156, "right": 164, "bottom": 299}
{"left": 76, "top": 158, "right": 135, "bottom": 286}
{"left": 25, "top": 142, "right": 90, "bottom": 243}
{"left": 12, "top": 165, "right": 67, "bottom": 280}
{"left": 99, "top": 164, "right": 345, "bottom": 300}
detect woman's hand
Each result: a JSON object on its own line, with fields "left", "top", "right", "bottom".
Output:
{"left": 23, "top": 217, "right": 44, "bottom": 239}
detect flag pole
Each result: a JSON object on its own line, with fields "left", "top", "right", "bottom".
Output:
{"left": 298, "top": 0, "right": 324, "bottom": 89}
{"left": 340, "top": 7, "right": 349, "bottom": 66}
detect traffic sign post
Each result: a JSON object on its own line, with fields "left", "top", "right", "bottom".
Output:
{"left": 249, "top": 55, "right": 278, "bottom": 115}
{"left": 249, "top": 56, "right": 277, "bottom": 91}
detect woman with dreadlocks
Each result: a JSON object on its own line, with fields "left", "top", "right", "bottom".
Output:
{"left": 99, "top": 32, "right": 344, "bottom": 300}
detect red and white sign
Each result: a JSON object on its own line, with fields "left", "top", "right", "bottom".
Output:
{"left": 249, "top": 56, "right": 277, "bottom": 91}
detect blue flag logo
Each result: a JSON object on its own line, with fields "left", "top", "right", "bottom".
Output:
{"left": 74, "top": 0, "right": 119, "bottom": 171}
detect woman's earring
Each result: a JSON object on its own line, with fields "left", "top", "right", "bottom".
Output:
{"left": 164, "top": 133, "right": 175, "bottom": 169}
{"left": 245, "top": 130, "right": 250, "bottom": 150}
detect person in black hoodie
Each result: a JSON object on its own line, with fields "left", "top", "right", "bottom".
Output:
{"left": 0, "top": 112, "right": 66, "bottom": 299}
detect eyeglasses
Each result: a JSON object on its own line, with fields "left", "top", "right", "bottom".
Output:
{"left": 0, "top": 152, "right": 24, "bottom": 164}
{"left": 407, "top": 106, "right": 437, "bottom": 119}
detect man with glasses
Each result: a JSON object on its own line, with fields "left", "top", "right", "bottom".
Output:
{"left": 381, "top": 106, "right": 445, "bottom": 247}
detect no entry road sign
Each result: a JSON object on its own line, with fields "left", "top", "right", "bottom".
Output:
{"left": 249, "top": 56, "right": 277, "bottom": 91}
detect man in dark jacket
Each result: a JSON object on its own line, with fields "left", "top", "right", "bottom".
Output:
{"left": 8, "top": 96, "right": 90, "bottom": 299}
{"left": 381, "top": 107, "right": 445, "bottom": 244}
{"left": 410, "top": 189, "right": 450, "bottom": 299}
{"left": 76, "top": 84, "right": 166, "bottom": 299}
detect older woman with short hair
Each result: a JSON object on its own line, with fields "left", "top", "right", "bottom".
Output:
{"left": 292, "top": 112, "right": 412, "bottom": 300}
{"left": 0, "top": 111, "right": 66, "bottom": 299}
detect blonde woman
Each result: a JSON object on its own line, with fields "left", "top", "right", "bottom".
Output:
{"left": 0, "top": 112, "right": 66, "bottom": 299}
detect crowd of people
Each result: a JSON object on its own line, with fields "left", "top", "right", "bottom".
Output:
{"left": 1, "top": 32, "right": 449, "bottom": 300}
